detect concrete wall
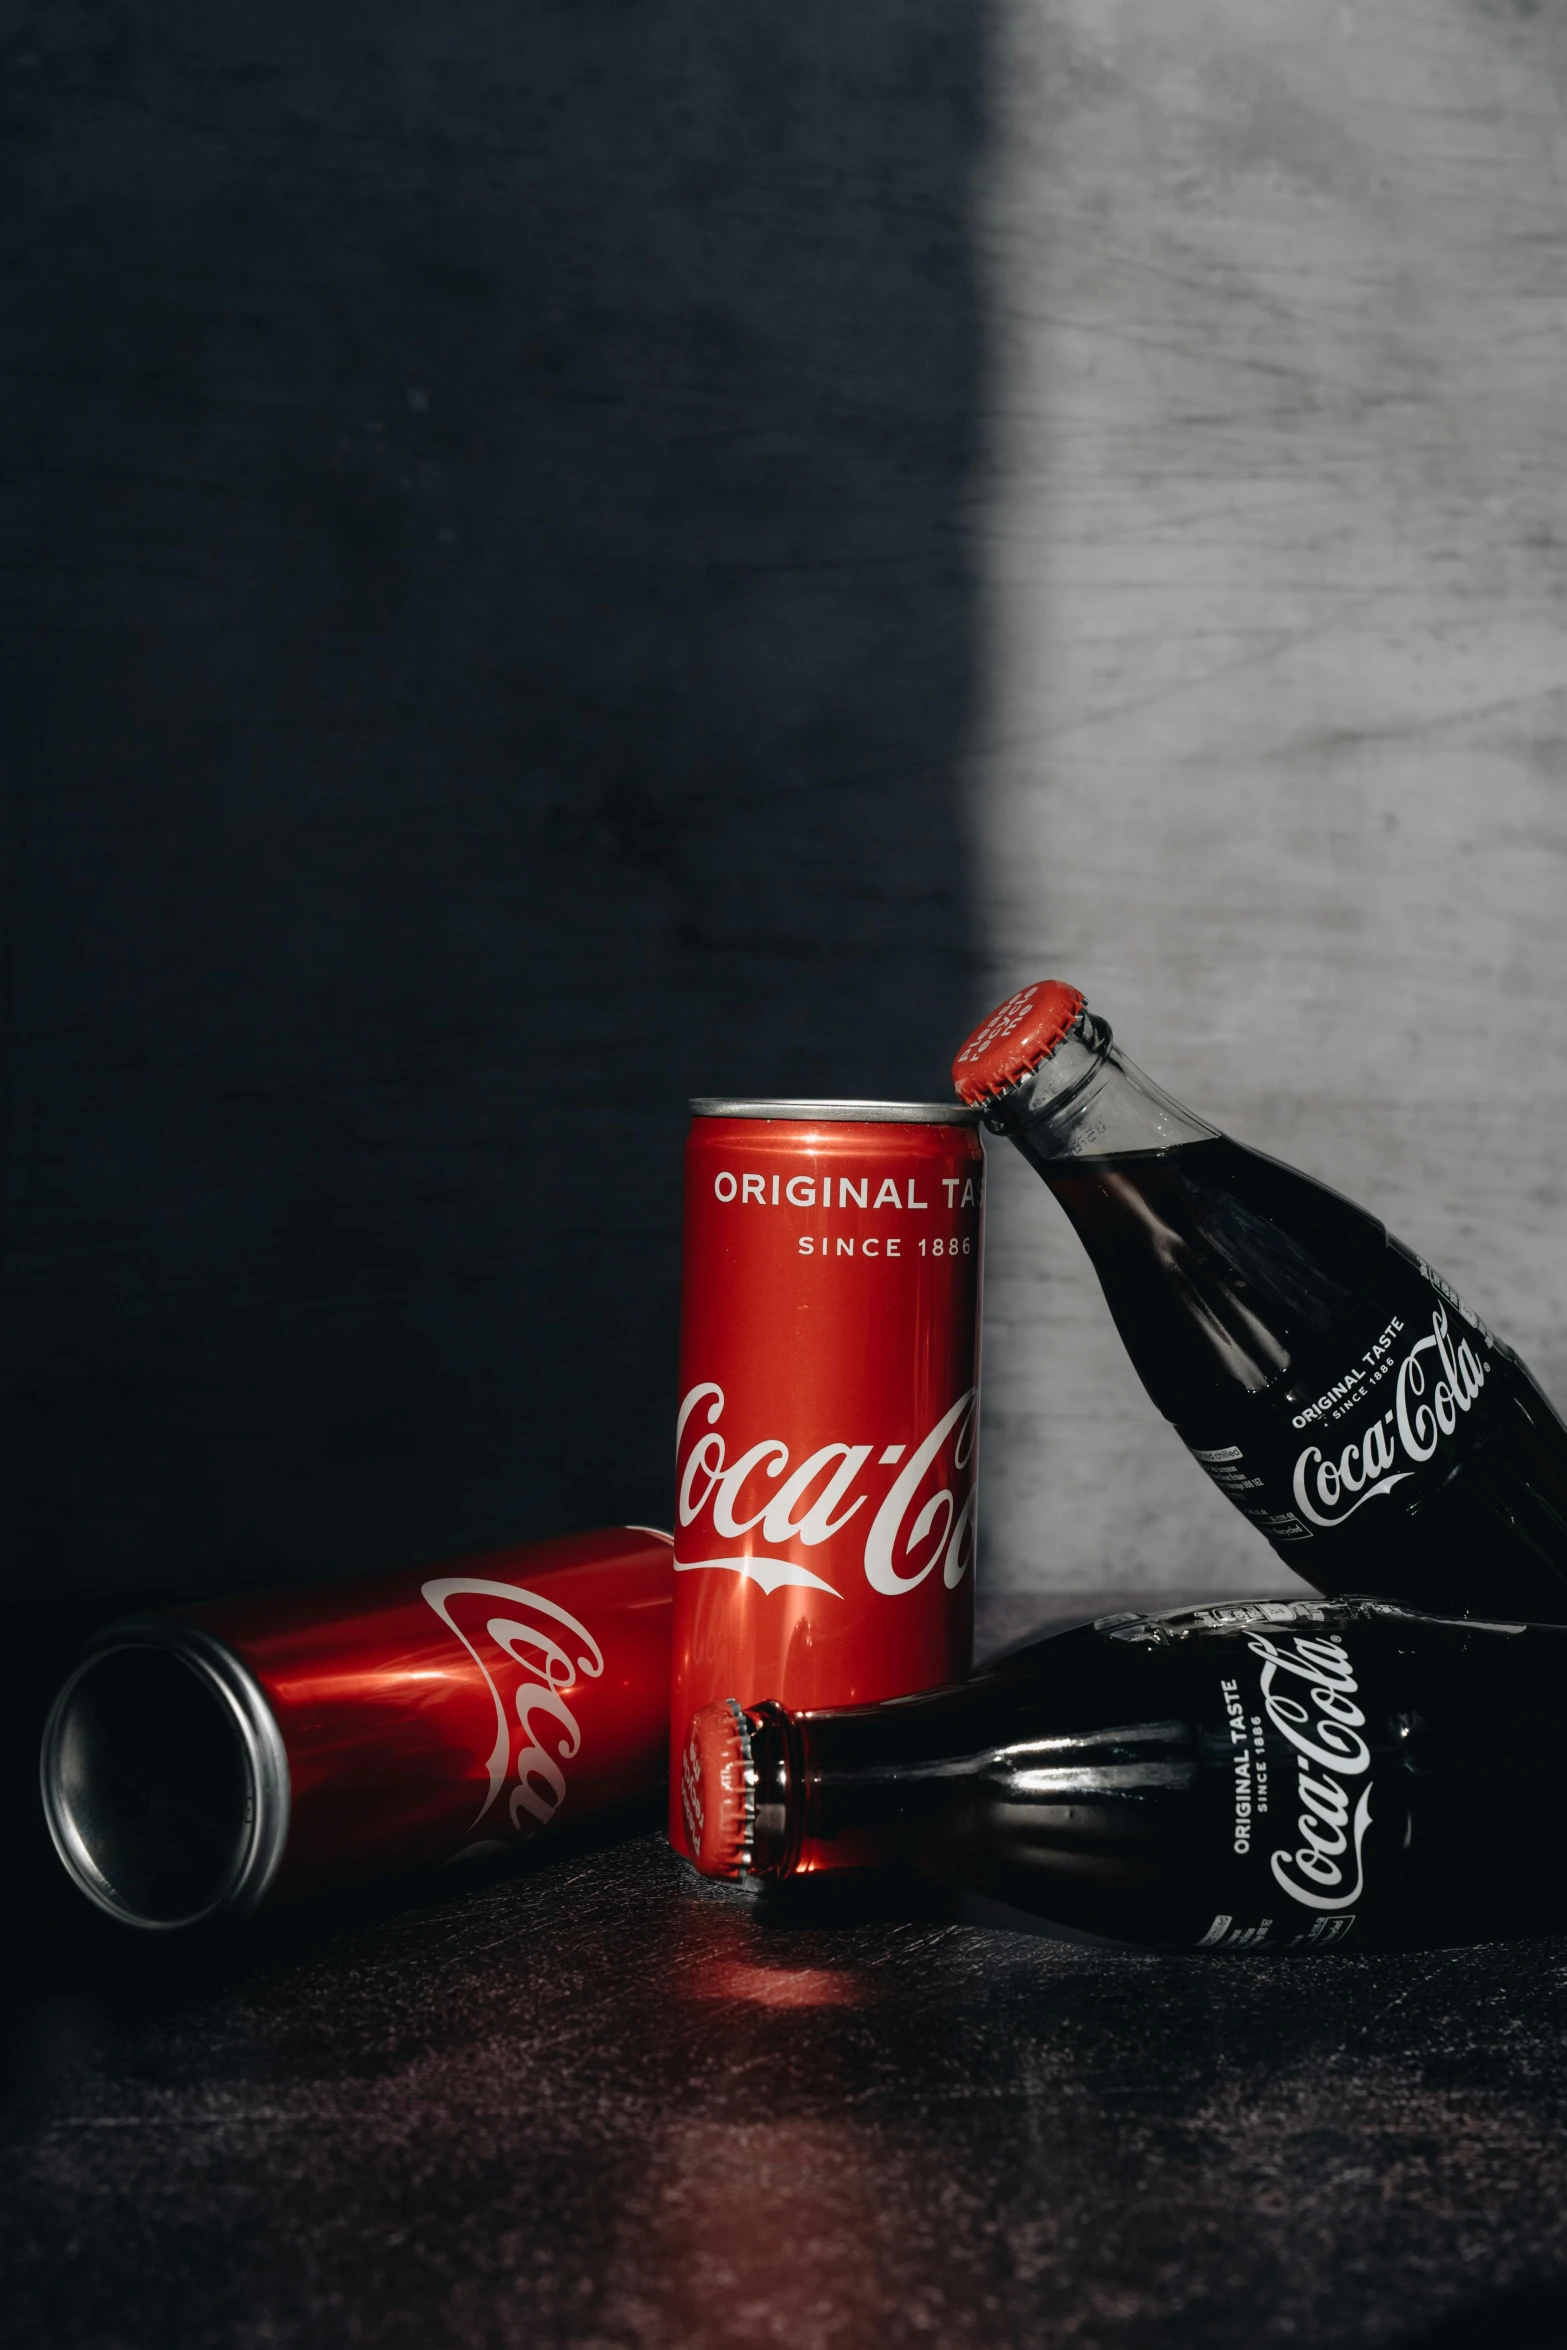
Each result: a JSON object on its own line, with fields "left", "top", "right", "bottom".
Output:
{"left": 0, "top": 3, "right": 984, "bottom": 1597}
{"left": 971, "top": 0, "right": 1567, "bottom": 1589}
{"left": 4, "top": 0, "right": 1564, "bottom": 1603}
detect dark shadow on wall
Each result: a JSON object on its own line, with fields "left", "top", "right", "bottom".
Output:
{"left": 0, "top": 2, "right": 985, "bottom": 1597}
{"left": 1391, "top": 2278, "right": 1567, "bottom": 2349}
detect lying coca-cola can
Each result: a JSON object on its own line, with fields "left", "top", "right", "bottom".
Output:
{"left": 40, "top": 1524, "right": 672, "bottom": 1930}
{"left": 670, "top": 1097, "right": 984, "bottom": 1861}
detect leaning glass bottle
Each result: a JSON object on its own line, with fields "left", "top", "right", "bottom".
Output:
{"left": 949, "top": 982, "right": 1567, "bottom": 1618}
{"left": 683, "top": 1599, "right": 1567, "bottom": 1953}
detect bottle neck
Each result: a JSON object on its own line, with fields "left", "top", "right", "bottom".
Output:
{"left": 745, "top": 1702, "right": 802, "bottom": 1876}
{"left": 745, "top": 1687, "right": 1005, "bottom": 1880}
{"left": 743, "top": 1656, "right": 1197, "bottom": 1890}
{"left": 982, "top": 1010, "right": 1217, "bottom": 1169}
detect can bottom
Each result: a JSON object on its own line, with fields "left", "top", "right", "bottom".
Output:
{"left": 40, "top": 1623, "right": 290, "bottom": 1930}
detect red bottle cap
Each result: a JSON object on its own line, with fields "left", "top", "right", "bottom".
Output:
{"left": 680, "top": 1700, "right": 757, "bottom": 1878}
{"left": 951, "top": 981, "right": 1086, "bottom": 1105}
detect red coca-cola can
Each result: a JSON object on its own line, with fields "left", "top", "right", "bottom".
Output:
{"left": 670, "top": 1098, "right": 984, "bottom": 1860}
{"left": 40, "top": 1524, "right": 672, "bottom": 1930}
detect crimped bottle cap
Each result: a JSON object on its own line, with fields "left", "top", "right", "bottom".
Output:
{"left": 680, "top": 1700, "right": 757, "bottom": 1879}
{"left": 951, "top": 981, "right": 1086, "bottom": 1106}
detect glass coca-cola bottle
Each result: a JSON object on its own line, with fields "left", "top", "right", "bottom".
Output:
{"left": 681, "top": 1597, "right": 1567, "bottom": 1952}
{"left": 949, "top": 982, "right": 1567, "bottom": 1618}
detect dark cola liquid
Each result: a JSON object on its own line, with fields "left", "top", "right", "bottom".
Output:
{"left": 782, "top": 1600, "right": 1567, "bottom": 1953}
{"left": 1035, "top": 1137, "right": 1567, "bottom": 1618}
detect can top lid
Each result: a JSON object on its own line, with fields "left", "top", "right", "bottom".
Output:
{"left": 951, "top": 982, "right": 1086, "bottom": 1106}
{"left": 691, "top": 1098, "right": 980, "bottom": 1126}
{"left": 681, "top": 1700, "right": 756, "bottom": 1881}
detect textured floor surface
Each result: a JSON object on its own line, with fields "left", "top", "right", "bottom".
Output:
{"left": 7, "top": 1593, "right": 1567, "bottom": 2349}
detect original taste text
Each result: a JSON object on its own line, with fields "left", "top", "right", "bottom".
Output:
{"left": 712, "top": 1172, "right": 980, "bottom": 1209}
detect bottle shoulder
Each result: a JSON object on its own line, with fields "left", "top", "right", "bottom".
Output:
{"left": 1042, "top": 1136, "right": 1396, "bottom": 1418}
{"left": 1047, "top": 1134, "right": 1384, "bottom": 1246}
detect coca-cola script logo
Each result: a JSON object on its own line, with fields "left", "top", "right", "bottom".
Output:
{"left": 1249, "top": 1628, "right": 1372, "bottom": 1914}
{"left": 1291, "top": 1304, "right": 1490, "bottom": 1533}
{"left": 421, "top": 1577, "right": 604, "bottom": 1833}
{"left": 674, "top": 1380, "right": 978, "bottom": 1598}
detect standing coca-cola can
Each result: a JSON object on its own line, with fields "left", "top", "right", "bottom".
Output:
{"left": 670, "top": 1098, "right": 984, "bottom": 1862}
{"left": 40, "top": 1525, "right": 672, "bottom": 1930}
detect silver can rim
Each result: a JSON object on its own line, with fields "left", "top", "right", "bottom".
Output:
{"left": 39, "top": 1618, "right": 292, "bottom": 1932}
{"left": 689, "top": 1098, "right": 980, "bottom": 1126}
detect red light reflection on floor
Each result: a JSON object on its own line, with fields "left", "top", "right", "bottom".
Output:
{"left": 686, "top": 1960, "right": 878, "bottom": 2007}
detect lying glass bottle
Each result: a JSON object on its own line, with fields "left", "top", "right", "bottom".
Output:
{"left": 681, "top": 1597, "right": 1567, "bottom": 1953}
{"left": 950, "top": 981, "right": 1567, "bottom": 1618}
